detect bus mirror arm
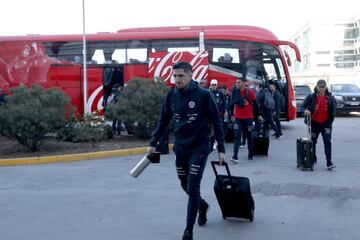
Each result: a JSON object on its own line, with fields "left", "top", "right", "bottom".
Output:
{"left": 284, "top": 50, "right": 292, "bottom": 66}
{"left": 272, "top": 40, "right": 302, "bottom": 62}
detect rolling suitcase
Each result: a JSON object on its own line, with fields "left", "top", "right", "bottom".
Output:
{"left": 211, "top": 161, "right": 254, "bottom": 221}
{"left": 296, "top": 115, "right": 314, "bottom": 171}
{"left": 252, "top": 123, "right": 269, "bottom": 156}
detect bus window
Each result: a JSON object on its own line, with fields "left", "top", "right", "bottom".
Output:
{"left": 276, "top": 58, "right": 286, "bottom": 80}
{"left": 126, "top": 48, "right": 147, "bottom": 63}
{"left": 150, "top": 39, "right": 198, "bottom": 52}
{"left": 263, "top": 60, "right": 277, "bottom": 79}
{"left": 212, "top": 48, "right": 240, "bottom": 63}
{"left": 44, "top": 41, "right": 83, "bottom": 62}
{"left": 92, "top": 49, "right": 105, "bottom": 64}
{"left": 245, "top": 59, "right": 265, "bottom": 82}
{"left": 112, "top": 49, "right": 126, "bottom": 63}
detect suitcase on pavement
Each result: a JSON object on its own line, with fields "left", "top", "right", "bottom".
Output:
{"left": 211, "top": 161, "right": 255, "bottom": 221}
{"left": 252, "top": 123, "right": 269, "bottom": 156}
{"left": 296, "top": 137, "right": 314, "bottom": 170}
{"left": 297, "top": 115, "right": 314, "bottom": 171}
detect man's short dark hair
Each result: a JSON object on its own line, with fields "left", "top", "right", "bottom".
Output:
{"left": 268, "top": 80, "right": 275, "bottom": 85}
{"left": 173, "top": 62, "right": 193, "bottom": 73}
{"left": 238, "top": 77, "right": 246, "bottom": 82}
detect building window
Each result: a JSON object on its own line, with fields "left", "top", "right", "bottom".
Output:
{"left": 316, "top": 51, "right": 330, "bottom": 54}
{"left": 335, "top": 62, "right": 355, "bottom": 68}
{"left": 317, "top": 64, "right": 330, "bottom": 67}
{"left": 335, "top": 50, "right": 355, "bottom": 54}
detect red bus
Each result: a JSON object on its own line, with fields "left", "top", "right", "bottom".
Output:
{"left": 0, "top": 25, "right": 301, "bottom": 120}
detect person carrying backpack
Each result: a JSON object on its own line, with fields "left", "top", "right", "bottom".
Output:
{"left": 256, "top": 83, "right": 282, "bottom": 139}
{"left": 268, "top": 80, "right": 283, "bottom": 137}
{"left": 230, "top": 78, "right": 260, "bottom": 162}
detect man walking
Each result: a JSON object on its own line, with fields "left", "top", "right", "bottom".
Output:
{"left": 209, "top": 79, "right": 225, "bottom": 152}
{"left": 302, "top": 79, "right": 336, "bottom": 170}
{"left": 231, "top": 78, "right": 258, "bottom": 162}
{"left": 268, "top": 80, "right": 283, "bottom": 137}
{"left": 148, "top": 62, "right": 225, "bottom": 240}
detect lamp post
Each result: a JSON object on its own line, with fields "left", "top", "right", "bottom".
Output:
{"left": 82, "top": 0, "right": 89, "bottom": 114}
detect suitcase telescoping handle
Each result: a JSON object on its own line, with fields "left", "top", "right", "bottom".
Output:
{"left": 305, "top": 113, "right": 312, "bottom": 139}
{"left": 211, "top": 161, "right": 234, "bottom": 188}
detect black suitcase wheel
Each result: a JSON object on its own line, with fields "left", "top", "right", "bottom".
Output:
{"left": 249, "top": 209, "right": 254, "bottom": 222}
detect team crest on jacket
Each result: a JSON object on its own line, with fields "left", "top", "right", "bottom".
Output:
{"left": 188, "top": 101, "right": 195, "bottom": 108}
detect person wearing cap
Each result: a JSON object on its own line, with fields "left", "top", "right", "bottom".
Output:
{"left": 231, "top": 78, "right": 260, "bottom": 162}
{"left": 148, "top": 62, "right": 225, "bottom": 240}
{"left": 209, "top": 79, "right": 225, "bottom": 152}
{"left": 302, "top": 79, "right": 336, "bottom": 170}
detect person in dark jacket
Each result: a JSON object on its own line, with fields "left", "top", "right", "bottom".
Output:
{"left": 107, "top": 84, "right": 123, "bottom": 135}
{"left": 302, "top": 79, "right": 336, "bottom": 170}
{"left": 148, "top": 62, "right": 225, "bottom": 240}
{"left": 209, "top": 79, "right": 225, "bottom": 152}
{"left": 268, "top": 80, "right": 283, "bottom": 137}
{"left": 219, "top": 85, "right": 232, "bottom": 140}
{"left": 256, "top": 83, "right": 282, "bottom": 139}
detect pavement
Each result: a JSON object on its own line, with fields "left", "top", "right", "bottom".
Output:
{"left": 1, "top": 117, "right": 360, "bottom": 240}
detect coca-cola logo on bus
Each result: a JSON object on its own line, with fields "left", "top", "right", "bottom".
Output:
{"left": 149, "top": 51, "right": 209, "bottom": 84}
{"left": 88, "top": 51, "right": 209, "bottom": 113}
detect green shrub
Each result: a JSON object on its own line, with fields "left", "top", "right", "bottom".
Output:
{"left": 58, "top": 112, "right": 112, "bottom": 144}
{"left": 106, "top": 78, "right": 169, "bottom": 139}
{"left": 0, "top": 85, "right": 70, "bottom": 152}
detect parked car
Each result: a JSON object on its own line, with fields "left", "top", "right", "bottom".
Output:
{"left": 294, "top": 85, "right": 312, "bottom": 115}
{"left": 330, "top": 83, "right": 360, "bottom": 113}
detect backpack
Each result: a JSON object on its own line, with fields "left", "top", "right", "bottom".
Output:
{"left": 263, "top": 90, "right": 275, "bottom": 110}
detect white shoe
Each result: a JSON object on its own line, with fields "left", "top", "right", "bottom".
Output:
{"left": 276, "top": 135, "right": 283, "bottom": 140}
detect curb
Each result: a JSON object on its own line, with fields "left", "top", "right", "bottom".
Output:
{"left": 0, "top": 144, "right": 174, "bottom": 167}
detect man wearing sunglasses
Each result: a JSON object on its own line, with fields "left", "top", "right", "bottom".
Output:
{"left": 302, "top": 79, "right": 336, "bottom": 170}
{"left": 148, "top": 62, "right": 225, "bottom": 240}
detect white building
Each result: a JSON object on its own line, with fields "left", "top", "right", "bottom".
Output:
{"left": 289, "top": 14, "right": 360, "bottom": 88}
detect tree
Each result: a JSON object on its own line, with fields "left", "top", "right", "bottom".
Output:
{"left": 106, "top": 78, "right": 169, "bottom": 139}
{"left": 0, "top": 85, "right": 70, "bottom": 152}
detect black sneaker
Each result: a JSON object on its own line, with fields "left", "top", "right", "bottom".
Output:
{"left": 248, "top": 154, "right": 253, "bottom": 161}
{"left": 327, "top": 162, "right": 336, "bottom": 170}
{"left": 182, "top": 230, "right": 193, "bottom": 240}
{"left": 231, "top": 156, "right": 239, "bottom": 164}
{"left": 198, "top": 200, "right": 209, "bottom": 226}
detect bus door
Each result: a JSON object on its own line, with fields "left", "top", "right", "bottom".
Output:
{"left": 102, "top": 64, "right": 124, "bottom": 106}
